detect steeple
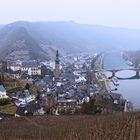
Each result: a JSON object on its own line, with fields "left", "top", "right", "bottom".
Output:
{"left": 55, "top": 50, "right": 60, "bottom": 64}
{"left": 54, "top": 50, "right": 60, "bottom": 80}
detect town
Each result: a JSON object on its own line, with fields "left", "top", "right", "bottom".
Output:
{"left": 0, "top": 50, "right": 132, "bottom": 120}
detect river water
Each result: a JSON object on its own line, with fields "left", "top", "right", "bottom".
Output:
{"left": 104, "top": 52, "right": 140, "bottom": 108}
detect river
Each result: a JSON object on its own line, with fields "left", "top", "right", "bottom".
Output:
{"left": 104, "top": 52, "right": 140, "bottom": 108}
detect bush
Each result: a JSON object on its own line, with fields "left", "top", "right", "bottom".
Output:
{"left": 81, "top": 98, "right": 97, "bottom": 114}
{"left": 0, "top": 98, "right": 11, "bottom": 106}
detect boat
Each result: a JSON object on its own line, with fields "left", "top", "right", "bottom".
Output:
{"left": 125, "top": 60, "right": 133, "bottom": 66}
{"left": 111, "top": 77, "right": 120, "bottom": 86}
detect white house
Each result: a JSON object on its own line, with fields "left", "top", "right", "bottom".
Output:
{"left": 10, "top": 64, "right": 21, "bottom": 71}
{"left": 75, "top": 76, "right": 86, "bottom": 83}
{"left": 0, "top": 85, "right": 8, "bottom": 98}
{"left": 28, "top": 67, "right": 41, "bottom": 76}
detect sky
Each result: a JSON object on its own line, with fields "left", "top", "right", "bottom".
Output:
{"left": 0, "top": 0, "right": 140, "bottom": 28}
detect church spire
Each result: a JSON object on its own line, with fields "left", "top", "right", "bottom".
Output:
{"left": 55, "top": 50, "right": 60, "bottom": 64}
{"left": 54, "top": 50, "right": 60, "bottom": 80}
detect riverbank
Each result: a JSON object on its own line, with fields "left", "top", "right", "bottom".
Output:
{"left": 94, "top": 53, "right": 112, "bottom": 92}
{"left": 104, "top": 52, "right": 140, "bottom": 108}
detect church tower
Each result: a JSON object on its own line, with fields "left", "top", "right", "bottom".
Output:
{"left": 54, "top": 50, "right": 60, "bottom": 80}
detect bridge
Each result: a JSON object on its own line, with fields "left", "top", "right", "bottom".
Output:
{"left": 94, "top": 68, "right": 140, "bottom": 80}
{"left": 89, "top": 52, "right": 140, "bottom": 80}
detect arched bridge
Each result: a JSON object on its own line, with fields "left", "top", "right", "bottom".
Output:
{"left": 94, "top": 68, "right": 140, "bottom": 80}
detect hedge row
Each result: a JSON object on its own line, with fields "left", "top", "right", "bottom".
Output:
{"left": 0, "top": 98, "right": 11, "bottom": 106}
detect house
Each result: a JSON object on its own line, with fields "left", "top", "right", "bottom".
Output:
{"left": 13, "top": 90, "right": 36, "bottom": 107}
{"left": 10, "top": 64, "right": 21, "bottom": 71}
{"left": 15, "top": 102, "right": 45, "bottom": 117}
{"left": 109, "top": 92, "right": 123, "bottom": 105}
{"left": 75, "top": 76, "right": 86, "bottom": 83}
{"left": 57, "top": 97, "right": 77, "bottom": 114}
{"left": 21, "top": 61, "right": 41, "bottom": 76}
{"left": 0, "top": 85, "right": 8, "bottom": 98}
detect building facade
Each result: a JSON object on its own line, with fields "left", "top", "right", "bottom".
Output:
{"left": 54, "top": 50, "right": 60, "bottom": 80}
{"left": 21, "top": 61, "right": 41, "bottom": 76}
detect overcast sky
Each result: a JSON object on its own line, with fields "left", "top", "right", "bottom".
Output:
{"left": 0, "top": 0, "right": 140, "bottom": 28}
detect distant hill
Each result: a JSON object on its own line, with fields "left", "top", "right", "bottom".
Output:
{"left": 0, "top": 23, "right": 49, "bottom": 60}
{"left": 0, "top": 21, "right": 140, "bottom": 60}
{"left": 0, "top": 25, "right": 3, "bottom": 30}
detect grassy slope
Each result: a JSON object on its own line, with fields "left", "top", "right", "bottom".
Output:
{"left": 0, "top": 104, "right": 16, "bottom": 114}
{"left": 0, "top": 77, "right": 41, "bottom": 115}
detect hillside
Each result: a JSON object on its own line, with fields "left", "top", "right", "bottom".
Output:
{"left": 0, "top": 24, "right": 49, "bottom": 60}
{"left": 0, "top": 113, "right": 140, "bottom": 140}
{"left": 0, "top": 25, "right": 3, "bottom": 30}
{"left": 0, "top": 21, "right": 140, "bottom": 60}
